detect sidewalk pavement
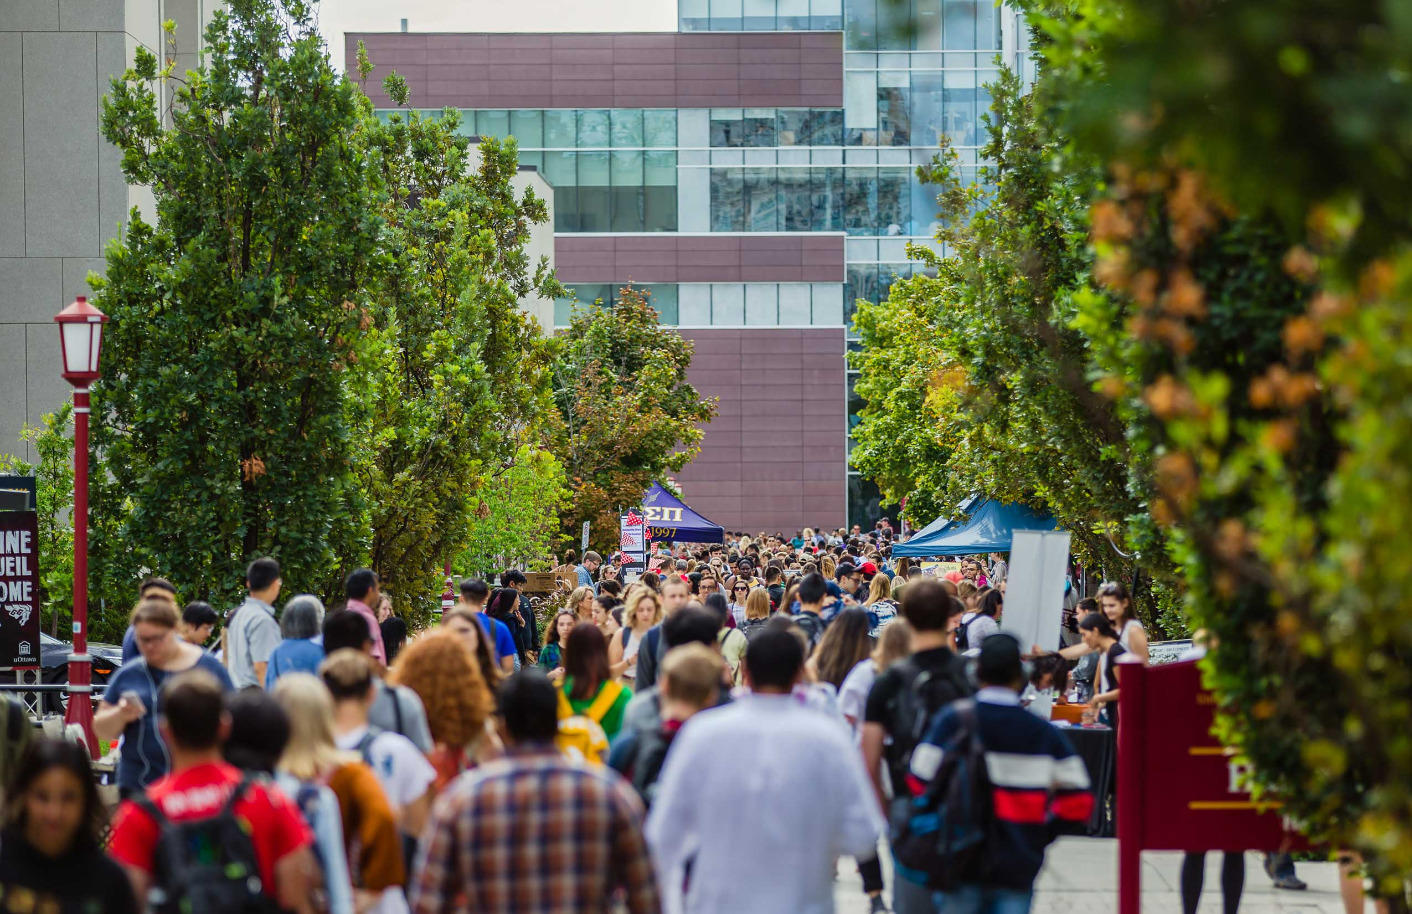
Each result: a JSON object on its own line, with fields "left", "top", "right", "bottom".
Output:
{"left": 836, "top": 838, "right": 1350, "bottom": 913}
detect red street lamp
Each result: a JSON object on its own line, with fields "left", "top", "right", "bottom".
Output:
{"left": 55, "top": 296, "right": 107, "bottom": 757}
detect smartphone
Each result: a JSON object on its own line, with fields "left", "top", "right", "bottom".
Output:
{"left": 120, "top": 691, "right": 147, "bottom": 715}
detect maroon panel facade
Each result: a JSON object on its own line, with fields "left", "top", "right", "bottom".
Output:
{"left": 350, "top": 32, "right": 843, "bottom": 109}
{"left": 672, "top": 328, "right": 846, "bottom": 533}
{"left": 556, "top": 234, "right": 845, "bottom": 284}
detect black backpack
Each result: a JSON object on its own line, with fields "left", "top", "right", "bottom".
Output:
{"left": 885, "top": 654, "right": 974, "bottom": 784}
{"left": 890, "top": 700, "right": 993, "bottom": 890}
{"left": 791, "top": 611, "right": 827, "bottom": 650}
{"left": 955, "top": 615, "right": 980, "bottom": 652}
{"left": 134, "top": 773, "right": 282, "bottom": 914}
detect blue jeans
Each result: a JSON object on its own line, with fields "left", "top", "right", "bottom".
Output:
{"left": 934, "top": 885, "right": 1034, "bottom": 914}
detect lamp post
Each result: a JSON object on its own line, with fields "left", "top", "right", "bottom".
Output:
{"left": 55, "top": 296, "right": 107, "bottom": 758}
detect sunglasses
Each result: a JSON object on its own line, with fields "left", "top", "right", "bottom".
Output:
{"left": 734, "top": 585, "right": 749, "bottom": 592}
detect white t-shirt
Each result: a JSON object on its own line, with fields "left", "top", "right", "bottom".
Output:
{"left": 1118, "top": 618, "right": 1146, "bottom": 652}
{"left": 837, "top": 659, "right": 876, "bottom": 742}
{"left": 336, "top": 726, "right": 435, "bottom": 811}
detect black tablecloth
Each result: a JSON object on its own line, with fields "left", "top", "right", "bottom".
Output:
{"left": 1064, "top": 724, "right": 1116, "bottom": 836}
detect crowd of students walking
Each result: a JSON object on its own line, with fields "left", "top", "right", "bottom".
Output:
{"left": 0, "top": 525, "right": 1270, "bottom": 914}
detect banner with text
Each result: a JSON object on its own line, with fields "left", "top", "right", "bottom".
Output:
{"left": 0, "top": 511, "right": 43, "bottom": 668}
{"left": 619, "top": 510, "right": 648, "bottom": 580}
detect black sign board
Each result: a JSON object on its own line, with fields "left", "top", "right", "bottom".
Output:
{"left": 0, "top": 475, "right": 36, "bottom": 513}
{"left": 0, "top": 511, "right": 42, "bottom": 668}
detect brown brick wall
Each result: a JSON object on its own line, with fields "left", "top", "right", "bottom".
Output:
{"left": 556, "top": 234, "right": 845, "bottom": 284}
{"left": 351, "top": 32, "right": 843, "bottom": 109}
{"left": 673, "top": 327, "right": 846, "bottom": 534}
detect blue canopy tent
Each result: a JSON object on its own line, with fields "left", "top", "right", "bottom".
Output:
{"left": 640, "top": 483, "right": 725, "bottom": 544}
{"left": 892, "top": 499, "right": 1057, "bottom": 556}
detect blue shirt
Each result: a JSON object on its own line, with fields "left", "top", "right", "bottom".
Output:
{"left": 105, "top": 652, "right": 234, "bottom": 791}
{"left": 265, "top": 637, "right": 324, "bottom": 689}
{"left": 121, "top": 625, "right": 138, "bottom": 663}
{"left": 576, "top": 565, "right": 595, "bottom": 590}
{"left": 475, "top": 613, "right": 517, "bottom": 662}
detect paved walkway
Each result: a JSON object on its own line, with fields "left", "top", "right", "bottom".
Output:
{"left": 835, "top": 838, "right": 1351, "bottom": 913}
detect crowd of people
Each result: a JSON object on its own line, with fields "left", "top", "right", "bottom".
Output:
{"left": 0, "top": 522, "right": 1354, "bottom": 914}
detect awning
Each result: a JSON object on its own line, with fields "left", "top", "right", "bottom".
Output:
{"left": 892, "top": 499, "right": 1057, "bottom": 556}
{"left": 641, "top": 483, "right": 725, "bottom": 544}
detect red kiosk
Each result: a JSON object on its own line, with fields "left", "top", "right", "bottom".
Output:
{"left": 1117, "top": 657, "right": 1307, "bottom": 914}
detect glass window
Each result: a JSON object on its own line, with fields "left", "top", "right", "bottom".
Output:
{"left": 644, "top": 151, "right": 678, "bottom": 232}
{"left": 509, "top": 110, "right": 543, "bottom": 147}
{"left": 744, "top": 108, "right": 777, "bottom": 147}
{"left": 914, "top": 0, "right": 941, "bottom": 48}
{"left": 611, "top": 151, "right": 644, "bottom": 232}
{"left": 743, "top": 167, "right": 779, "bottom": 231}
{"left": 777, "top": 109, "right": 808, "bottom": 145}
{"left": 846, "top": 0, "right": 877, "bottom": 49}
{"left": 576, "top": 151, "right": 610, "bottom": 232}
{"left": 744, "top": 0, "right": 776, "bottom": 29}
{"left": 745, "top": 283, "right": 777, "bottom": 325}
{"left": 878, "top": 84, "right": 910, "bottom": 146}
{"left": 877, "top": 0, "right": 912, "bottom": 49}
{"left": 710, "top": 0, "right": 743, "bottom": 30}
{"left": 476, "top": 110, "right": 509, "bottom": 139}
{"left": 877, "top": 167, "right": 910, "bottom": 234}
{"left": 779, "top": 283, "right": 812, "bottom": 323}
{"left": 711, "top": 109, "right": 744, "bottom": 147}
{"left": 812, "top": 282, "right": 844, "bottom": 324}
{"left": 544, "top": 110, "right": 576, "bottom": 148}
{"left": 680, "top": 0, "right": 709, "bottom": 29}
{"left": 845, "top": 172, "right": 877, "bottom": 235}
{"left": 779, "top": 0, "right": 809, "bottom": 29}
{"left": 811, "top": 0, "right": 842, "bottom": 29}
{"left": 712, "top": 284, "right": 745, "bottom": 325}
{"left": 812, "top": 166, "right": 845, "bottom": 231}
{"left": 544, "top": 152, "right": 579, "bottom": 230}
{"left": 910, "top": 72, "right": 945, "bottom": 149}
{"left": 943, "top": 69, "right": 977, "bottom": 146}
{"left": 648, "top": 285, "right": 679, "bottom": 324}
{"left": 644, "top": 109, "right": 676, "bottom": 147}
{"left": 844, "top": 71, "right": 879, "bottom": 130}
{"left": 846, "top": 264, "right": 880, "bottom": 315}
{"left": 812, "top": 109, "right": 844, "bottom": 145}
{"left": 711, "top": 168, "right": 745, "bottom": 231}
{"left": 678, "top": 109, "right": 709, "bottom": 147}
{"left": 943, "top": 0, "right": 976, "bottom": 49}
{"left": 911, "top": 173, "right": 942, "bottom": 236}
{"left": 679, "top": 284, "right": 712, "bottom": 323}
{"left": 847, "top": 474, "right": 885, "bottom": 528}
{"left": 976, "top": 0, "right": 999, "bottom": 49}
{"left": 780, "top": 168, "right": 813, "bottom": 231}
{"left": 578, "top": 109, "right": 610, "bottom": 147}
{"left": 611, "top": 109, "right": 643, "bottom": 147}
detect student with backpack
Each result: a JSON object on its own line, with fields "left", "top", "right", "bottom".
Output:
{"left": 906, "top": 634, "right": 1093, "bottom": 913}
{"left": 623, "top": 643, "right": 724, "bottom": 807}
{"left": 861, "top": 578, "right": 972, "bottom": 914}
{"left": 323, "top": 609, "right": 434, "bottom": 754}
{"left": 791, "top": 572, "right": 831, "bottom": 652}
{"left": 955, "top": 588, "right": 1002, "bottom": 653}
{"left": 107, "top": 670, "right": 317, "bottom": 914}
{"left": 557, "top": 623, "right": 632, "bottom": 761}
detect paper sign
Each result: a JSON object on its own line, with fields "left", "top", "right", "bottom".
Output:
{"left": 1002, "top": 529, "right": 1070, "bottom": 652}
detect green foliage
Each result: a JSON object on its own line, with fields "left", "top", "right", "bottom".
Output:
{"left": 457, "top": 446, "right": 571, "bottom": 577}
{"left": 0, "top": 410, "right": 75, "bottom": 637}
{"left": 356, "top": 89, "right": 561, "bottom": 622}
{"left": 549, "top": 288, "right": 717, "bottom": 554}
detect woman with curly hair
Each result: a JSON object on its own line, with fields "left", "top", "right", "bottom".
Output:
{"left": 390, "top": 630, "right": 499, "bottom": 790}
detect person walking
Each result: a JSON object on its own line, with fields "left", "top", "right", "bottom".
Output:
{"left": 611, "top": 587, "right": 661, "bottom": 684}
{"left": 390, "top": 630, "right": 499, "bottom": 789}
{"left": 560, "top": 623, "right": 633, "bottom": 742}
{"left": 342, "top": 568, "right": 388, "bottom": 667}
{"left": 226, "top": 556, "right": 282, "bottom": 689}
{"left": 576, "top": 551, "right": 602, "bottom": 591}
{"left": 323, "top": 609, "right": 434, "bottom": 753}
{"left": 538, "top": 610, "right": 577, "bottom": 680}
{"left": 861, "top": 578, "right": 971, "bottom": 914}
{"left": 738, "top": 586, "right": 773, "bottom": 642}
{"left": 634, "top": 575, "right": 693, "bottom": 689}
{"left": 108, "top": 671, "right": 317, "bottom": 913}
{"left": 0, "top": 739, "right": 138, "bottom": 913}
{"left": 265, "top": 594, "right": 326, "bottom": 688}
{"left": 791, "top": 572, "right": 832, "bottom": 652}
{"left": 378, "top": 595, "right": 409, "bottom": 667}
{"left": 95, "top": 599, "right": 235, "bottom": 796}
{"left": 453, "top": 580, "right": 517, "bottom": 675}
{"left": 646, "top": 626, "right": 884, "bottom": 914}
{"left": 616, "top": 644, "right": 724, "bottom": 807}
{"left": 908, "top": 635, "right": 1093, "bottom": 913}
{"left": 409, "top": 671, "right": 661, "bottom": 914}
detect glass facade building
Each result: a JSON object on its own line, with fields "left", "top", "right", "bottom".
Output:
{"left": 361, "top": 0, "right": 1025, "bottom": 531}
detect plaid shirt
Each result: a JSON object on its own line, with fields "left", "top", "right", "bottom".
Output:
{"left": 410, "top": 747, "right": 660, "bottom": 914}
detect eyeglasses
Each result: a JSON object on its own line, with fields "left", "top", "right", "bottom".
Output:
{"left": 734, "top": 585, "right": 749, "bottom": 592}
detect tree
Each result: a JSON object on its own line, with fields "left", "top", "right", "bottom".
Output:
{"left": 90, "top": 0, "right": 383, "bottom": 610}
{"left": 0, "top": 410, "right": 75, "bottom": 637}
{"left": 456, "top": 446, "right": 571, "bottom": 578}
{"left": 353, "top": 55, "right": 561, "bottom": 617}
{"left": 549, "top": 288, "right": 717, "bottom": 554}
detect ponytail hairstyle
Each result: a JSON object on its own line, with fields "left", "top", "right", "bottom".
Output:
{"left": 1078, "top": 611, "right": 1119, "bottom": 641}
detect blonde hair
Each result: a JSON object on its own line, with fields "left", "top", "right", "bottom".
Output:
{"left": 274, "top": 673, "right": 357, "bottom": 780}
{"left": 867, "top": 574, "right": 892, "bottom": 604}
{"left": 820, "top": 556, "right": 837, "bottom": 578}
{"left": 623, "top": 587, "right": 662, "bottom": 630}
{"left": 661, "top": 643, "right": 725, "bottom": 708}
{"left": 873, "top": 619, "right": 914, "bottom": 671}
{"left": 567, "top": 585, "right": 595, "bottom": 619}
{"left": 744, "top": 586, "right": 772, "bottom": 621}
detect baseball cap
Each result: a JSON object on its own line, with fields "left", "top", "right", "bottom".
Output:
{"left": 860, "top": 560, "right": 878, "bottom": 576}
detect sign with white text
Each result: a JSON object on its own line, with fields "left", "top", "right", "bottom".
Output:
{"left": 0, "top": 511, "right": 42, "bottom": 668}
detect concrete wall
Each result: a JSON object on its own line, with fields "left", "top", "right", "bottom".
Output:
{"left": 0, "top": 0, "right": 172, "bottom": 461}
{"left": 673, "top": 327, "right": 847, "bottom": 533}
{"left": 512, "top": 165, "right": 556, "bottom": 334}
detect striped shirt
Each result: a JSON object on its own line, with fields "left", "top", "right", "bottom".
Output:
{"left": 409, "top": 747, "right": 660, "bottom": 914}
{"left": 910, "top": 687, "right": 1093, "bottom": 889}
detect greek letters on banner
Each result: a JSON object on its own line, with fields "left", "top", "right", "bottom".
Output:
{"left": 0, "top": 511, "right": 42, "bottom": 668}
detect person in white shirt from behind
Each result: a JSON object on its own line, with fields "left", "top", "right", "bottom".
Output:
{"left": 646, "top": 620, "right": 885, "bottom": 914}
{"left": 320, "top": 649, "right": 436, "bottom": 845}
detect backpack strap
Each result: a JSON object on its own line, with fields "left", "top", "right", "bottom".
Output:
{"left": 222, "top": 772, "right": 259, "bottom": 815}
{"left": 382, "top": 682, "right": 405, "bottom": 736}
{"left": 584, "top": 681, "right": 623, "bottom": 724}
{"left": 557, "top": 687, "right": 574, "bottom": 720}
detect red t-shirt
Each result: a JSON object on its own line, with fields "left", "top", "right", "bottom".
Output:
{"left": 108, "top": 761, "right": 312, "bottom": 895}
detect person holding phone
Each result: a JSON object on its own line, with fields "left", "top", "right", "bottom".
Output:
{"left": 95, "top": 599, "right": 234, "bottom": 798}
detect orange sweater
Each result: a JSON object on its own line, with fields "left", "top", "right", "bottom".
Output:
{"left": 328, "top": 761, "right": 405, "bottom": 891}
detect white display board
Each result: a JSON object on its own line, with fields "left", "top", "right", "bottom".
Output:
{"left": 1002, "top": 530, "right": 1071, "bottom": 652}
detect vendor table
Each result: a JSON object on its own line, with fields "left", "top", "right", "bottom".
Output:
{"left": 1063, "top": 723, "right": 1116, "bottom": 836}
